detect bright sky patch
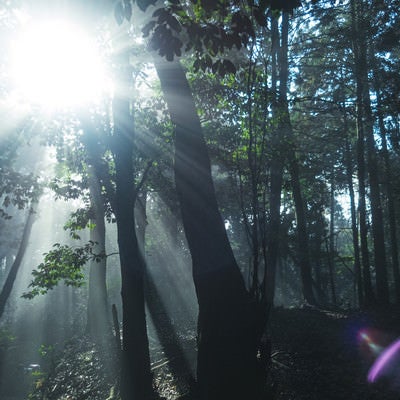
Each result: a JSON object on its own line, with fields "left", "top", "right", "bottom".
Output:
{"left": 10, "top": 20, "right": 110, "bottom": 110}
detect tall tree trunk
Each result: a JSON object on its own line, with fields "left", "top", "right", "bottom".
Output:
{"left": 81, "top": 115, "right": 110, "bottom": 340}
{"left": 0, "top": 203, "right": 37, "bottom": 319}
{"left": 279, "top": 12, "right": 316, "bottom": 305}
{"left": 155, "top": 57, "right": 265, "bottom": 400}
{"left": 112, "top": 55, "right": 152, "bottom": 400}
{"left": 351, "top": 0, "right": 374, "bottom": 305}
{"left": 86, "top": 183, "right": 109, "bottom": 339}
{"left": 345, "top": 138, "right": 363, "bottom": 307}
{"left": 264, "top": 13, "right": 284, "bottom": 308}
{"left": 373, "top": 63, "right": 400, "bottom": 304}
{"left": 289, "top": 157, "right": 316, "bottom": 305}
{"left": 328, "top": 172, "right": 337, "bottom": 305}
{"left": 353, "top": 0, "right": 388, "bottom": 304}
{"left": 363, "top": 75, "right": 389, "bottom": 305}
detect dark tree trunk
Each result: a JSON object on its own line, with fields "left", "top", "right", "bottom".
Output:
{"left": 0, "top": 204, "right": 37, "bottom": 319}
{"left": 264, "top": 14, "right": 284, "bottom": 308}
{"left": 289, "top": 157, "right": 316, "bottom": 305}
{"left": 351, "top": 0, "right": 375, "bottom": 305}
{"left": 373, "top": 64, "right": 400, "bottom": 304}
{"left": 328, "top": 173, "right": 337, "bottom": 306}
{"left": 155, "top": 58, "right": 265, "bottom": 400}
{"left": 353, "top": 0, "right": 389, "bottom": 305}
{"left": 363, "top": 79, "right": 389, "bottom": 305}
{"left": 345, "top": 139, "right": 363, "bottom": 307}
{"left": 279, "top": 12, "right": 316, "bottom": 305}
{"left": 112, "top": 57, "right": 152, "bottom": 400}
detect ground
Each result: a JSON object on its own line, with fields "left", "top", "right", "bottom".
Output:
{"left": 267, "top": 307, "right": 400, "bottom": 400}
{"left": 3, "top": 306, "right": 400, "bottom": 399}
{"left": 156, "top": 306, "right": 400, "bottom": 399}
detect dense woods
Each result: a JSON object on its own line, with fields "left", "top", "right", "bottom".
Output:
{"left": 1, "top": 0, "right": 400, "bottom": 399}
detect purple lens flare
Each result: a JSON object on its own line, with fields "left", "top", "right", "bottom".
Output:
{"left": 368, "top": 338, "right": 400, "bottom": 383}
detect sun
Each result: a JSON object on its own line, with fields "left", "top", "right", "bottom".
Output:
{"left": 10, "top": 19, "right": 111, "bottom": 110}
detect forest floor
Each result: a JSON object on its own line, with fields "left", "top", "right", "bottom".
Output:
{"left": 265, "top": 306, "right": 400, "bottom": 400}
{"left": 155, "top": 306, "right": 400, "bottom": 400}
{"left": 3, "top": 306, "right": 400, "bottom": 400}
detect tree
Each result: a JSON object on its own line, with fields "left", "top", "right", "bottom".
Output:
{"left": 0, "top": 203, "right": 37, "bottom": 319}
{"left": 112, "top": 53, "right": 153, "bottom": 399}
{"left": 155, "top": 57, "right": 265, "bottom": 399}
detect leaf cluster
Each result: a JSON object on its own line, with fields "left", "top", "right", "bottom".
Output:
{"left": 22, "top": 241, "right": 100, "bottom": 299}
{"left": 114, "top": 0, "right": 302, "bottom": 76}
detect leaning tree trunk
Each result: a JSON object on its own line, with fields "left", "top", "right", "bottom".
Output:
{"left": 155, "top": 57, "right": 265, "bottom": 400}
{"left": 0, "top": 203, "right": 37, "bottom": 319}
{"left": 112, "top": 55, "right": 152, "bottom": 400}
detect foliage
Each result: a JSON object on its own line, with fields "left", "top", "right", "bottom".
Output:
{"left": 28, "top": 337, "right": 118, "bottom": 400}
{"left": 22, "top": 241, "right": 102, "bottom": 299}
{"left": 113, "top": 0, "right": 303, "bottom": 76}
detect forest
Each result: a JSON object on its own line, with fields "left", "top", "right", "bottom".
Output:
{"left": 0, "top": 0, "right": 400, "bottom": 399}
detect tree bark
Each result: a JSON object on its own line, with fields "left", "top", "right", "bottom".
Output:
{"left": 345, "top": 138, "right": 363, "bottom": 307}
{"left": 373, "top": 62, "right": 400, "bottom": 304}
{"left": 351, "top": 0, "right": 375, "bottom": 305}
{"left": 155, "top": 57, "right": 265, "bottom": 400}
{"left": 112, "top": 55, "right": 152, "bottom": 400}
{"left": 279, "top": 12, "right": 316, "bottom": 305}
{"left": 328, "top": 173, "right": 337, "bottom": 306}
{"left": 264, "top": 13, "right": 284, "bottom": 308}
{"left": 82, "top": 119, "right": 110, "bottom": 340}
{"left": 353, "top": 0, "right": 389, "bottom": 305}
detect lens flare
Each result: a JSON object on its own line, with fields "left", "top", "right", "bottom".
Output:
{"left": 368, "top": 338, "right": 400, "bottom": 383}
{"left": 358, "top": 330, "right": 383, "bottom": 355}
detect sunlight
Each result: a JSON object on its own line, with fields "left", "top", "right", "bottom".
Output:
{"left": 10, "top": 20, "right": 111, "bottom": 110}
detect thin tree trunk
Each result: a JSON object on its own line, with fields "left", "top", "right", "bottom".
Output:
{"left": 351, "top": 0, "right": 374, "bottom": 305}
{"left": 264, "top": 13, "right": 283, "bottom": 308}
{"left": 279, "top": 12, "right": 316, "bottom": 305}
{"left": 345, "top": 139, "right": 363, "bottom": 307}
{"left": 0, "top": 203, "right": 37, "bottom": 319}
{"left": 328, "top": 173, "right": 337, "bottom": 306}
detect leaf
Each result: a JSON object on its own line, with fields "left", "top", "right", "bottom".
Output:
{"left": 142, "top": 20, "right": 156, "bottom": 37}
{"left": 152, "top": 7, "right": 165, "bottom": 17}
{"left": 114, "top": 2, "right": 124, "bottom": 25}
{"left": 137, "top": 0, "right": 153, "bottom": 12}
{"left": 212, "top": 60, "right": 220, "bottom": 74}
{"left": 167, "top": 15, "right": 181, "bottom": 32}
{"left": 124, "top": 1, "right": 132, "bottom": 21}
{"left": 223, "top": 59, "right": 236, "bottom": 75}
